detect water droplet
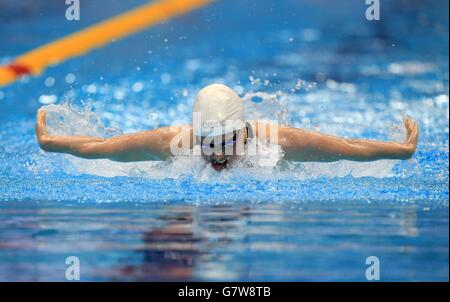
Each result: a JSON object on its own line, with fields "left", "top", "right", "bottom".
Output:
{"left": 86, "top": 84, "right": 97, "bottom": 94}
{"left": 39, "top": 94, "right": 57, "bottom": 104}
{"left": 132, "top": 82, "right": 144, "bottom": 92}
{"left": 161, "top": 73, "right": 171, "bottom": 85}
{"left": 113, "top": 88, "right": 126, "bottom": 101}
{"left": 65, "top": 73, "right": 76, "bottom": 84}
{"left": 44, "top": 77, "right": 55, "bottom": 87}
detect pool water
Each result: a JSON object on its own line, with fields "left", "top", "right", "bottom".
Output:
{"left": 0, "top": 0, "right": 448, "bottom": 281}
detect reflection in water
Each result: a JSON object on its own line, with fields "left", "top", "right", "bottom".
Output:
{"left": 0, "top": 202, "right": 448, "bottom": 281}
{"left": 401, "top": 207, "right": 418, "bottom": 237}
{"left": 118, "top": 205, "right": 252, "bottom": 281}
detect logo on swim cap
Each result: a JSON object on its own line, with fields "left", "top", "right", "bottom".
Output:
{"left": 202, "top": 120, "right": 227, "bottom": 128}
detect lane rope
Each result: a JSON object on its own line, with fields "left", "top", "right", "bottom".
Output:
{"left": 0, "top": 0, "right": 212, "bottom": 87}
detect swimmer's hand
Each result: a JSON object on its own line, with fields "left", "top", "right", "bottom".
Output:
{"left": 403, "top": 117, "right": 419, "bottom": 156}
{"left": 35, "top": 108, "right": 191, "bottom": 162}
{"left": 36, "top": 108, "right": 50, "bottom": 147}
{"left": 273, "top": 117, "right": 419, "bottom": 162}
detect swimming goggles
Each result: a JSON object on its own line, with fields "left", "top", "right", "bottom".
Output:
{"left": 199, "top": 130, "right": 240, "bottom": 153}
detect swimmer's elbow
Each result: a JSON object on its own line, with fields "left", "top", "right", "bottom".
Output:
{"left": 37, "top": 135, "right": 54, "bottom": 152}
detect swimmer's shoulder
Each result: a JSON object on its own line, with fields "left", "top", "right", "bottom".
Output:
{"left": 139, "top": 124, "right": 193, "bottom": 151}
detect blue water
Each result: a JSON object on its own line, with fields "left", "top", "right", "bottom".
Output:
{"left": 0, "top": 0, "right": 448, "bottom": 281}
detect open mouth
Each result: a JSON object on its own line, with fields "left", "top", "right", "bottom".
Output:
{"left": 211, "top": 158, "right": 228, "bottom": 171}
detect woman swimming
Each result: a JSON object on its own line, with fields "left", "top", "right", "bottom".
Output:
{"left": 36, "top": 84, "right": 419, "bottom": 171}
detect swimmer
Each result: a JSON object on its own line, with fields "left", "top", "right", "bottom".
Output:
{"left": 36, "top": 83, "right": 419, "bottom": 171}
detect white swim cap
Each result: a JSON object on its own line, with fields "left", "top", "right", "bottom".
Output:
{"left": 193, "top": 84, "right": 245, "bottom": 137}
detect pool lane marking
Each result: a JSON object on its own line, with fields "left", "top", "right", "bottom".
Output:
{"left": 0, "top": 0, "right": 212, "bottom": 87}
{"left": 5, "top": 63, "right": 32, "bottom": 76}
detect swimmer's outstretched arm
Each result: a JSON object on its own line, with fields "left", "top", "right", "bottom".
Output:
{"left": 268, "top": 118, "right": 419, "bottom": 162}
{"left": 36, "top": 109, "right": 187, "bottom": 162}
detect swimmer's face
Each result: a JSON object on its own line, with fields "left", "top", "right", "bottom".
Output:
{"left": 198, "top": 130, "right": 246, "bottom": 171}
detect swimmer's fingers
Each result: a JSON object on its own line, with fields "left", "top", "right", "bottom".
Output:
{"left": 404, "top": 117, "right": 418, "bottom": 141}
{"left": 36, "top": 109, "right": 48, "bottom": 142}
{"left": 403, "top": 117, "right": 412, "bottom": 136}
{"left": 403, "top": 117, "right": 419, "bottom": 151}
